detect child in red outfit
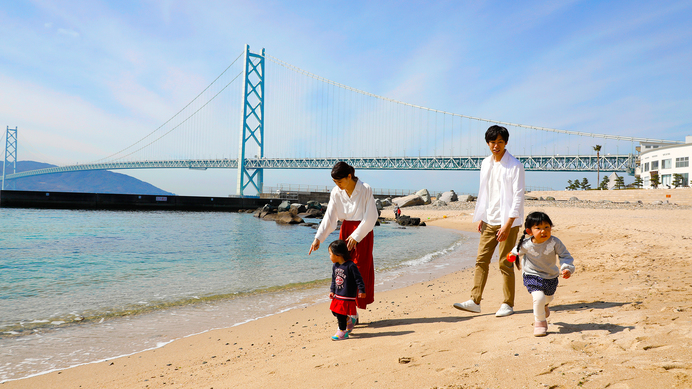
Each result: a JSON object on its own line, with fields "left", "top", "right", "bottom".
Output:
{"left": 328, "top": 239, "right": 366, "bottom": 340}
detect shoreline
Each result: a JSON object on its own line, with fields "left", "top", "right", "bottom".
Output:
{"left": 5, "top": 189, "right": 692, "bottom": 388}
{"left": 0, "top": 225, "right": 475, "bottom": 384}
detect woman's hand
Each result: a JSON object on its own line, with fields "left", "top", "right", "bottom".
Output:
{"left": 346, "top": 236, "right": 358, "bottom": 251}
{"left": 308, "top": 238, "right": 320, "bottom": 255}
{"left": 561, "top": 269, "right": 571, "bottom": 279}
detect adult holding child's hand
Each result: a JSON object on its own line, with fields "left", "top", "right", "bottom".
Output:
{"left": 309, "top": 161, "right": 378, "bottom": 315}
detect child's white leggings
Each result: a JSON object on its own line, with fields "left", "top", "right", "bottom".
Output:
{"left": 532, "top": 291, "right": 554, "bottom": 322}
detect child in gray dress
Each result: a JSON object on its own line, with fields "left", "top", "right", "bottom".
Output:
{"left": 510, "top": 211, "right": 575, "bottom": 337}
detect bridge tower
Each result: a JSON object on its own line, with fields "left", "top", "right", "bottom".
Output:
{"left": 2, "top": 126, "right": 18, "bottom": 190}
{"left": 236, "top": 45, "right": 265, "bottom": 197}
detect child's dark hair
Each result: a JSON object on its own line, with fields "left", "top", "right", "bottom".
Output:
{"left": 485, "top": 125, "right": 509, "bottom": 143}
{"left": 516, "top": 211, "right": 554, "bottom": 252}
{"left": 331, "top": 161, "right": 358, "bottom": 182}
{"left": 328, "top": 239, "right": 351, "bottom": 261}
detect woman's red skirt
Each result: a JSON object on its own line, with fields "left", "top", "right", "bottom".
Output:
{"left": 330, "top": 296, "right": 358, "bottom": 316}
{"left": 340, "top": 220, "right": 375, "bottom": 309}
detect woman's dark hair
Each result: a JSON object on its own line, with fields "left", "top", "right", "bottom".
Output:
{"left": 515, "top": 211, "right": 554, "bottom": 253}
{"left": 485, "top": 125, "right": 510, "bottom": 143}
{"left": 329, "top": 239, "right": 351, "bottom": 260}
{"left": 331, "top": 161, "right": 357, "bottom": 182}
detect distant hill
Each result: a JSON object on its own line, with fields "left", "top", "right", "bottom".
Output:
{"left": 2, "top": 161, "right": 175, "bottom": 195}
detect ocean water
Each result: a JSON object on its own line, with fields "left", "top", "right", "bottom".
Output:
{"left": 0, "top": 207, "right": 477, "bottom": 382}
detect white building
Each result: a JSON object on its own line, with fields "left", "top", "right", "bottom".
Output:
{"left": 638, "top": 136, "right": 692, "bottom": 188}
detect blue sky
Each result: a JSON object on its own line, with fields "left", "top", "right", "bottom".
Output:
{"left": 1, "top": 0, "right": 691, "bottom": 196}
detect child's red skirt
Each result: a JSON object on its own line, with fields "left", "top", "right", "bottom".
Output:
{"left": 330, "top": 296, "right": 358, "bottom": 316}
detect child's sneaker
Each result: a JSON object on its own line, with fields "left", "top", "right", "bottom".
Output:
{"left": 331, "top": 330, "right": 349, "bottom": 341}
{"left": 534, "top": 320, "right": 548, "bottom": 337}
{"left": 346, "top": 316, "right": 357, "bottom": 334}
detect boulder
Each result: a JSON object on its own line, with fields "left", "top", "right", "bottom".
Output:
{"left": 569, "top": 197, "right": 580, "bottom": 202}
{"left": 254, "top": 203, "right": 277, "bottom": 218}
{"left": 303, "top": 208, "right": 324, "bottom": 218}
{"left": 546, "top": 196, "right": 556, "bottom": 201}
{"left": 439, "top": 190, "right": 458, "bottom": 203}
{"left": 278, "top": 201, "right": 292, "bottom": 212}
{"left": 459, "top": 194, "right": 476, "bottom": 202}
{"left": 290, "top": 203, "right": 307, "bottom": 213}
{"left": 306, "top": 200, "right": 322, "bottom": 210}
{"left": 392, "top": 194, "right": 425, "bottom": 208}
{"left": 525, "top": 195, "right": 538, "bottom": 201}
{"left": 266, "top": 209, "right": 304, "bottom": 224}
{"left": 397, "top": 215, "right": 421, "bottom": 226}
{"left": 415, "top": 189, "right": 432, "bottom": 204}
{"left": 380, "top": 198, "right": 392, "bottom": 207}
{"left": 431, "top": 200, "right": 447, "bottom": 207}
{"left": 375, "top": 199, "right": 383, "bottom": 211}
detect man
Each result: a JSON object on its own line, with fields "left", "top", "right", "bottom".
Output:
{"left": 454, "top": 125, "right": 525, "bottom": 317}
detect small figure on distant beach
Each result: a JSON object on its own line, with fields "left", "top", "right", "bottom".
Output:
{"left": 309, "top": 161, "right": 378, "bottom": 321}
{"left": 328, "top": 239, "right": 366, "bottom": 340}
{"left": 394, "top": 205, "right": 401, "bottom": 220}
{"left": 454, "top": 125, "right": 525, "bottom": 317}
{"left": 510, "top": 211, "right": 575, "bottom": 337}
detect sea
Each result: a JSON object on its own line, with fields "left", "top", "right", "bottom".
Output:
{"left": 0, "top": 207, "right": 478, "bottom": 382}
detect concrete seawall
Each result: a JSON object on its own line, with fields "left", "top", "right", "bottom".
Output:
{"left": 0, "top": 190, "right": 279, "bottom": 211}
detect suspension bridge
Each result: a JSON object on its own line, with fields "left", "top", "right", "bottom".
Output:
{"left": 2, "top": 45, "right": 683, "bottom": 196}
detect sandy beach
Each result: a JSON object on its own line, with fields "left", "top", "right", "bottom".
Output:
{"left": 5, "top": 188, "right": 692, "bottom": 389}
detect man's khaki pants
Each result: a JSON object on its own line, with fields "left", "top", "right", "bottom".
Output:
{"left": 470, "top": 222, "right": 520, "bottom": 307}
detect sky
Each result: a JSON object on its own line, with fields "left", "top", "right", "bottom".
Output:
{"left": 1, "top": 0, "right": 691, "bottom": 196}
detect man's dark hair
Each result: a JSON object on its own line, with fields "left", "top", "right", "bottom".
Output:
{"left": 485, "top": 125, "right": 510, "bottom": 143}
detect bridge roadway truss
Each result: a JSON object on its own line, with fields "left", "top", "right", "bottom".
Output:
{"left": 3, "top": 154, "right": 636, "bottom": 182}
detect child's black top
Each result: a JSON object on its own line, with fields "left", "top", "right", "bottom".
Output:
{"left": 330, "top": 261, "right": 365, "bottom": 298}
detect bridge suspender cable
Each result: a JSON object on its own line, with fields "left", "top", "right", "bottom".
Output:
{"left": 92, "top": 50, "right": 246, "bottom": 163}
{"left": 266, "top": 54, "right": 681, "bottom": 145}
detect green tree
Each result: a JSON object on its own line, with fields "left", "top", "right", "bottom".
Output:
{"left": 633, "top": 176, "right": 643, "bottom": 188}
{"left": 673, "top": 173, "right": 684, "bottom": 188}
{"left": 580, "top": 177, "right": 591, "bottom": 190}
{"left": 566, "top": 179, "right": 573, "bottom": 190}
{"left": 599, "top": 175, "right": 610, "bottom": 190}
{"left": 614, "top": 176, "right": 625, "bottom": 189}
{"left": 573, "top": 178, "right": 581, "bottom": 190}
{"left": 650, "top": 173, "right": 660, "bottom": 189}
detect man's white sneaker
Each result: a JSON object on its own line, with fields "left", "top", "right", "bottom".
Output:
{"left": 453, "top": 299, "right": 481, "bottom": 313}
{"left": 495, "top": 303, "right": 514, "bottom": 317}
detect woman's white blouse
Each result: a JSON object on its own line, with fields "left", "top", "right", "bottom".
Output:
{"left": 314, "top": 179, "right": 378, "bottom": 244}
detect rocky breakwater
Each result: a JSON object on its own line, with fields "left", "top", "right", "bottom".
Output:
{"left": 253, "top": 199, "right": 331, "bottom": 229}
{"left": 390, "top": 188, "right": 475, "bottom": 227}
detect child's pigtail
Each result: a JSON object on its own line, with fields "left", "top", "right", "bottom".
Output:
{"left": 513, "top": 233, "right": 527, "bottom": 270}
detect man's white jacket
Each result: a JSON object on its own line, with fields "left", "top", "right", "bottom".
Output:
{"left": 472, "top": 151, "right": 525, "bottom": 228}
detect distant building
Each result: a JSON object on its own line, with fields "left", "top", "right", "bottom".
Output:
{"left": 638, "top": 136, "right": 692, "bottom": 188}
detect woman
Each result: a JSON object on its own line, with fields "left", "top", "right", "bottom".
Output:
{"left": 309, "top": 161, "right": 378, "bottom": 315}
